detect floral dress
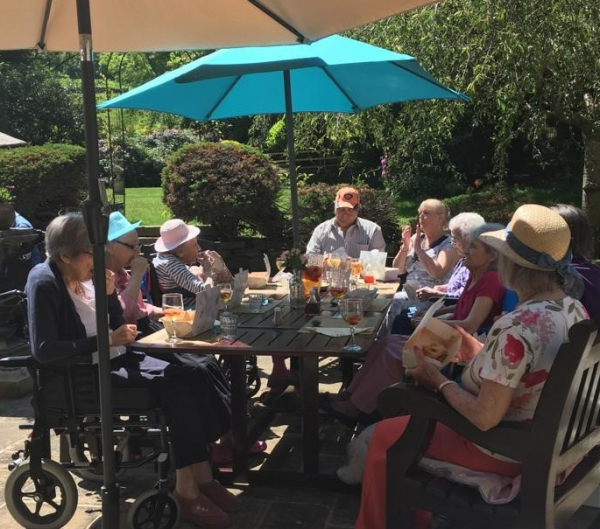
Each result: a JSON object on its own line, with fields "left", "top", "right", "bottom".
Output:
{"left": 461, "top": 297, "right": 588, "bottom": 424}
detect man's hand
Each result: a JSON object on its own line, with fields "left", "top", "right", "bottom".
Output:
{"left": 109, "top": 324, "right": 137, "bottom": 346}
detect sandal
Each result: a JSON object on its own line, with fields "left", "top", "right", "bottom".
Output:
{"left": 174, "top": 491, "right": 230, "bottom": 528}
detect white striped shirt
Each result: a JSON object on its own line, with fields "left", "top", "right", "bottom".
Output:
{"left": 153, "top": 252, "right": 206, "bottom": 308}
{"left": 306, "top": 217, "right": 386, "bottom": 258}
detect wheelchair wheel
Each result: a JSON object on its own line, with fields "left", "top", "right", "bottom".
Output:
{"left": 127, "top": 489, "right": 179, "bottom": 529}
{"left": 4, "top": 459, "right": 78, "bottom": 529}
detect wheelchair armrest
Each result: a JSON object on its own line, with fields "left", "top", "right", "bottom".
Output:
{"left": 0, "top": 355, "right": 35, "bottom": 368}
{"left": 378, "top": 382, "right": 529, "bottom": 462}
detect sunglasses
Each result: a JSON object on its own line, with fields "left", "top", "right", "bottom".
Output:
{"left": 114, "top": 240, "right": 140, "bottom": 251}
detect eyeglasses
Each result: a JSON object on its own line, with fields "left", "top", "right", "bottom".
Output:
{"left": 114, "top": 240, "right": 140, "bottom": 251}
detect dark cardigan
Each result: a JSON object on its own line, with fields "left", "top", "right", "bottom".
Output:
{"left": 26, "top": 261, "right": 124, "bottom": 364}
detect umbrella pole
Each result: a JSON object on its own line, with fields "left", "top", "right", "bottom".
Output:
{"left": 76, "top": 0, "right": 120, "bottom": 527}
{"left": 284, "top": 70, "right": 300, "bottom": 247}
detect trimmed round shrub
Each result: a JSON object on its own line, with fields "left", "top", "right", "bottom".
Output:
{"left": 162, "top": 141, "right": 286, "bottom": 240}
{"left": 297, "top": 183, "right": 401, "bottom": 253}
{"left": 0, "top": 143, "right": 87, "bottom": 228}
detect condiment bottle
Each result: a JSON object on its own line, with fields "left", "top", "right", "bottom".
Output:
{"left": 273, "top": 307, "right": 283, "bottom": 327}
{"left": 304, "top": 287, "right": 321, "bottom": 316}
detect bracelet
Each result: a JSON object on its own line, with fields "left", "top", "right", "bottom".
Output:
{"left": 437, "top": 380, "right": 457, "bottom": 393}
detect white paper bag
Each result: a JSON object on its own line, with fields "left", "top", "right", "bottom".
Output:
{"left": 359, "top": 250, "right": 388, "bottom": 281}
{"left": 226, "top": 269, "right": 248, "bottom": 309}
{"left": 191, "top": 287, "right": 220, "bottom": 336}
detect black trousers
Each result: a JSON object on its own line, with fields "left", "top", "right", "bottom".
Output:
{"left": 111, "top": 351, "right": 231, "bottom": 469}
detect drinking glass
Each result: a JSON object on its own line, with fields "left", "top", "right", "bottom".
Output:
{"left": 329, "top": 271, "right": 349, "bottom": 301}
{"left": 162, "top": 293, "right": 184, "bottom": 344}
{"left": 362, "top": 264, "right": 375, "bottom": 290}
{"left": 217, "top": 283, "right": 233, "bottom": 314}
{"left": 275, "top": 256, "right": 286, "bottom": 287}
{"left": 350, "top": 258, "right": 363, "bottom": 286}
{"left": 249, "top": 294, "right": 263, "bottom": 313}
{"left": 339, "top": 298, "right": 363, "bottom": 353}
{"left": 221, "top": 313, "right": 238, "bottom": 341}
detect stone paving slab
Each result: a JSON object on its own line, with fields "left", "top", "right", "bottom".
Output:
{"left": 0, "top": 355, "right": 598, "bottom": 528}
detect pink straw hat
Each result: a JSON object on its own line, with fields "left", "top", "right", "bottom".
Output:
{"left": 154, "top": 219, "right": 200, "bottom": 253}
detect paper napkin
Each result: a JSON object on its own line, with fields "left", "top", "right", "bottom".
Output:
{"left": 192, "top": 286, "right": 221, "bottom": 336}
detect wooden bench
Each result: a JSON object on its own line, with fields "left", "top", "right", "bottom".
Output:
{"left": 377, "top": 319, "right": 600, "bottom": 529}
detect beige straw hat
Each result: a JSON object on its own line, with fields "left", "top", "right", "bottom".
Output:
{"left": 479, "top": 204, "right": 571, "bottom": 271}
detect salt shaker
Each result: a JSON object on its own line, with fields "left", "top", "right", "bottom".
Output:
{"left": 272, "top": 307, "right": 283, "bottom": 327}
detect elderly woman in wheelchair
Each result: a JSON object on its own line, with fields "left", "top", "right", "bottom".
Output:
{"left": 23, "top": 212, "right": 238, "bottom": 528}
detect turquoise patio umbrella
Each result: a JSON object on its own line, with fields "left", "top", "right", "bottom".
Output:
{"left": 100, "top": 35, "right": 469, "bottom": 245}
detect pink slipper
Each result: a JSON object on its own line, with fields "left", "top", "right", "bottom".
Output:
{"left": 211, "top": 440, "right": 267, "bottom": 464}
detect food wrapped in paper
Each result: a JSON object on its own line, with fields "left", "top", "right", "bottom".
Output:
{"left": 402, "top": 298, "right": 461, "bottom": 369}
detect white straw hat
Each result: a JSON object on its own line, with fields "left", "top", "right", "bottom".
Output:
{"left": 154, "top": 219, "right": 200, "bottom": 253}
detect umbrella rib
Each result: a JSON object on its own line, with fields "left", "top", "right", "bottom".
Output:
{"left": 204, "top": 77, "right": 244, "bottom": 120}
{"left": 37, "top": 0, "right": 53, "bottom": 51}
{"left": 246, "top": 0, "right": 308, "bottom": 43}
{"left": 391, "top": 62, "right": 471, "bottom": 102}
{"left": 320, "top": 67, "right": 361, "bottom": 112}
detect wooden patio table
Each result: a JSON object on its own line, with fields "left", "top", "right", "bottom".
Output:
{"left": 131, "top": 280, "right": 397, "bottom": 479}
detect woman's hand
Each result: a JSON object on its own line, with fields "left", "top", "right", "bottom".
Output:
{"left": 189, "top": 265, "right": 205, "bottom": 279}
{"left": 405, "top": 346, "right": 446, "bottom": 391}
{"left": 109, "top": 324, "right": 137, "bottom": 346}
{"left": 130, "top": 255, "right": 149, "bottom": 277}
{"left": 453, "top": 324, "right": 484, "bottom": 362}
{"left": 105, "top": 269, "right": 115, "bottom": 295}
{"left": 416, "top": 286, "right": 437, "bottom": 300}
{"left": 401, "top": 224, "right": 412, "bottom": 249}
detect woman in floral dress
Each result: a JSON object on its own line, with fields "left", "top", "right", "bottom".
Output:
{"left": 356, "top": 204, "right": 588, "bottom": 529}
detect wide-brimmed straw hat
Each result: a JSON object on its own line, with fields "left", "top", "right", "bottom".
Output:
{"left": 479, "top": 204, "right": 570, "bottom": 271}
{"left": 480, "top": 204, "right": 584, "bottom": 299}
{"left": 108, "top": 211, "right": 141, "bottom": 241}
{"left": 154, "top": 219, "right": 200, "bottom": 253}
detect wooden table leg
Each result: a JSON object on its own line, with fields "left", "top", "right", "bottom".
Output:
{"left": 300, "top": 355, "right": 319, "bottom": 475}
{"left": 229, "top": 355, "right": 248, "bottom": 475}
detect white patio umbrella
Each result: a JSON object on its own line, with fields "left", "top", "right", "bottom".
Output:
{"left": 0, "top": 132, "right": 26, "bottom": 148}
{"left": 0, "top": 1, "right": 442, "bottom": 526}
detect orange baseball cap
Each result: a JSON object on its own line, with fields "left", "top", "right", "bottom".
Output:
{"left": 335, "top": 186, "right": 360, "bottom": 209}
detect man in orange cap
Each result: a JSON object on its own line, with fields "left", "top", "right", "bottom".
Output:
{"left": 306, "top": 186, "right": 386, "bottom": 258}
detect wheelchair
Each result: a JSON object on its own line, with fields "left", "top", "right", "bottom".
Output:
{"left": 0, "top": 293, "right": 180, "bottom": 529}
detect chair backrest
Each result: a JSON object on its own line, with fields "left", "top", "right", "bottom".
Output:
{"left": 139, "top": 245, "right": 163, "bottom": 307}
{"left": 521, "top": 319, "right": 600, "bottom": 524}
{"left": 380, "top": 319, "right": 600, "bottom": 529}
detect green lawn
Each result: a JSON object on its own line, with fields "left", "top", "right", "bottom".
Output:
{"left": 124, "top": 187, "right": 171, "bottom": 226}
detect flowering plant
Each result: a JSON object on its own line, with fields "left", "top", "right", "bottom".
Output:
{"left": 278, "top": 248, "right": 307, "bottom": 272}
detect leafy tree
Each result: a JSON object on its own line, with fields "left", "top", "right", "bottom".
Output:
{"left": 0, "top": 52, "right": 84, "bottom": 146}
{"left": 345, "top": 0, "right": 600, "bottom": 233}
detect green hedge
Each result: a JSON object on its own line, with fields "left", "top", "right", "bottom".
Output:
{"left": 162, "top": 141, "right": 286, "bottom": 240}
{"left": 0, "top": 144, "right": 87, "bottom": 228}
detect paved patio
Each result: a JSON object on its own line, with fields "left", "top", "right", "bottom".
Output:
{"left": 0, "top": 355, "right": 599, "bottom": 528}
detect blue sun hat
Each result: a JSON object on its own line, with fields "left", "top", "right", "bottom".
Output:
{"left": 108, "top": 211, "right": 141, "bottom": 241}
